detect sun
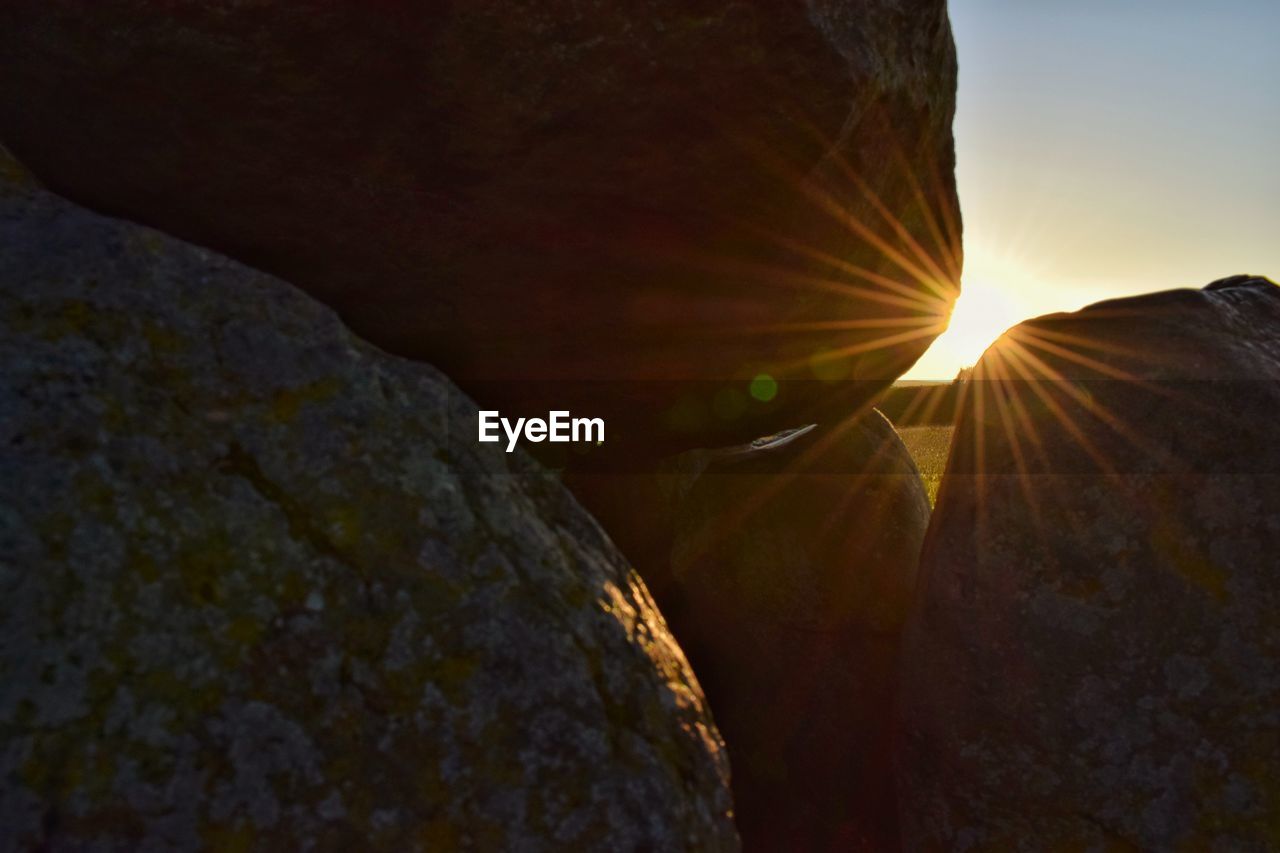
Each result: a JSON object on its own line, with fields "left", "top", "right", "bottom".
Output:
{"left": 902, "top": 253, "right": 1033, "bottom": 381}
{"left": 942, "top": 278, "right": 1023, "bottom": 364}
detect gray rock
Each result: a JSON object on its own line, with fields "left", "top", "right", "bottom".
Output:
{"left": 898, "top": 276, "right": 1280, "bottom": 851}
{"left": 575, "top": 413, "right": 931, "bottom": 849}
{"left": 0, "top": 0, "right": 961, "bottom": 452}
{"left": 0, "top": 156, "right": 737, "bottom": 851}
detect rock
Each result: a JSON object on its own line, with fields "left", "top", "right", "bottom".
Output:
{"left": 0, "top": 143, "right": 38, "bottom": 192}
{"left": 0, "top": 0, "right": 961, "bottom": 452}
{"left": 0, "top": 159, "right": 738, "bottom": 850}
{"left": 576, "top": 413, "right": 931, "bottom": 849}
{"left": 898, "top": 276, "right": 1280, "bottom": 851}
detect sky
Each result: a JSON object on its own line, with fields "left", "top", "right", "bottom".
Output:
{"left": 903, "top": 0, "right": 1280, "bottom": 380}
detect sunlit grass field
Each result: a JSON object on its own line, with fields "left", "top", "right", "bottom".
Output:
{"left": 898, "top": 426, "right": 954, "bottom": 507}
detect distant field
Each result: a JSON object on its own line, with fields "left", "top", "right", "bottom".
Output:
{"left": 898, "top": 426, "right": 954, "bottom": 507}
{"left": 880, "top": 380, "right": 960, "bottom": 427}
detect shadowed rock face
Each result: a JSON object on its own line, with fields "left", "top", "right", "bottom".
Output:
{"left": 898, "top": 276, "right": 1280, "bottom": 851}
{"left": 0, "top": 0, "right": 960, "bottom": 452}
{"left": 574, "top": 413, "right": 931, "bottom": 850}
{"left": 0, "top": 159, "right": 737, "bottom": 850}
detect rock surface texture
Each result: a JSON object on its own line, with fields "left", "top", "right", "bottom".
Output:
{"left": 577, "top": 414, "right": 931, "bottom": 850}
{"left": 0, "top": 160, "right": 738, "bottom": 850}
{"left": 0, "top": 0, "right": 961, "bottom": 451}
{"left": 898, "top": 276, "right": 1280, "bottom": 851}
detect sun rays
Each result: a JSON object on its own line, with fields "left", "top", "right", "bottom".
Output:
{"left": 648, "top": 109, "right": 969, "bottom": 561}
{"left": 645, "top": 103, "right": 965, "bottom": 388}
{"left": 637, "top": 97, "right": 1206, "bottom": 568}
{"left": 928, "top": 305, "right": 1223, "bottom": 562}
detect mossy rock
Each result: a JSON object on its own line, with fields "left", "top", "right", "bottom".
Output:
{"left": 0, "top": 172, "right": 737, "bottom": 850}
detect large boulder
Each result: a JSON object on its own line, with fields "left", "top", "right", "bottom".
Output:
{"left": 576, "top": 413, "right": 931, "bottom": 849}
{"left": 898, "top": 276, "right": 1280, "bottom": 850}
{"left": 0, "top": 156, "right": 737, "bottom": 850}
{"left": 0, "top": 0, "right": 961, "bottom": 452}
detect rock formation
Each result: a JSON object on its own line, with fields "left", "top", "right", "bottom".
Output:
{"left": 576, "top": 413, "right": 931, "bottom": 849}
{"left": 0, "top": 0, "right": 961, "bottom": 452}
{"left": 0, "top": 156, "right": 738, "bottom": 850}
{"left": 898, "top": 276, "right": 1280, "bottom": 850}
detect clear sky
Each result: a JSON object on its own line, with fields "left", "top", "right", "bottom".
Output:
{"left": 903, "top": 0, "right": 1280, "bottom": 380}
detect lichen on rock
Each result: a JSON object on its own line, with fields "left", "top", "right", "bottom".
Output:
{"left": 0, "top": 169, "right": 738, "bottom": 850}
